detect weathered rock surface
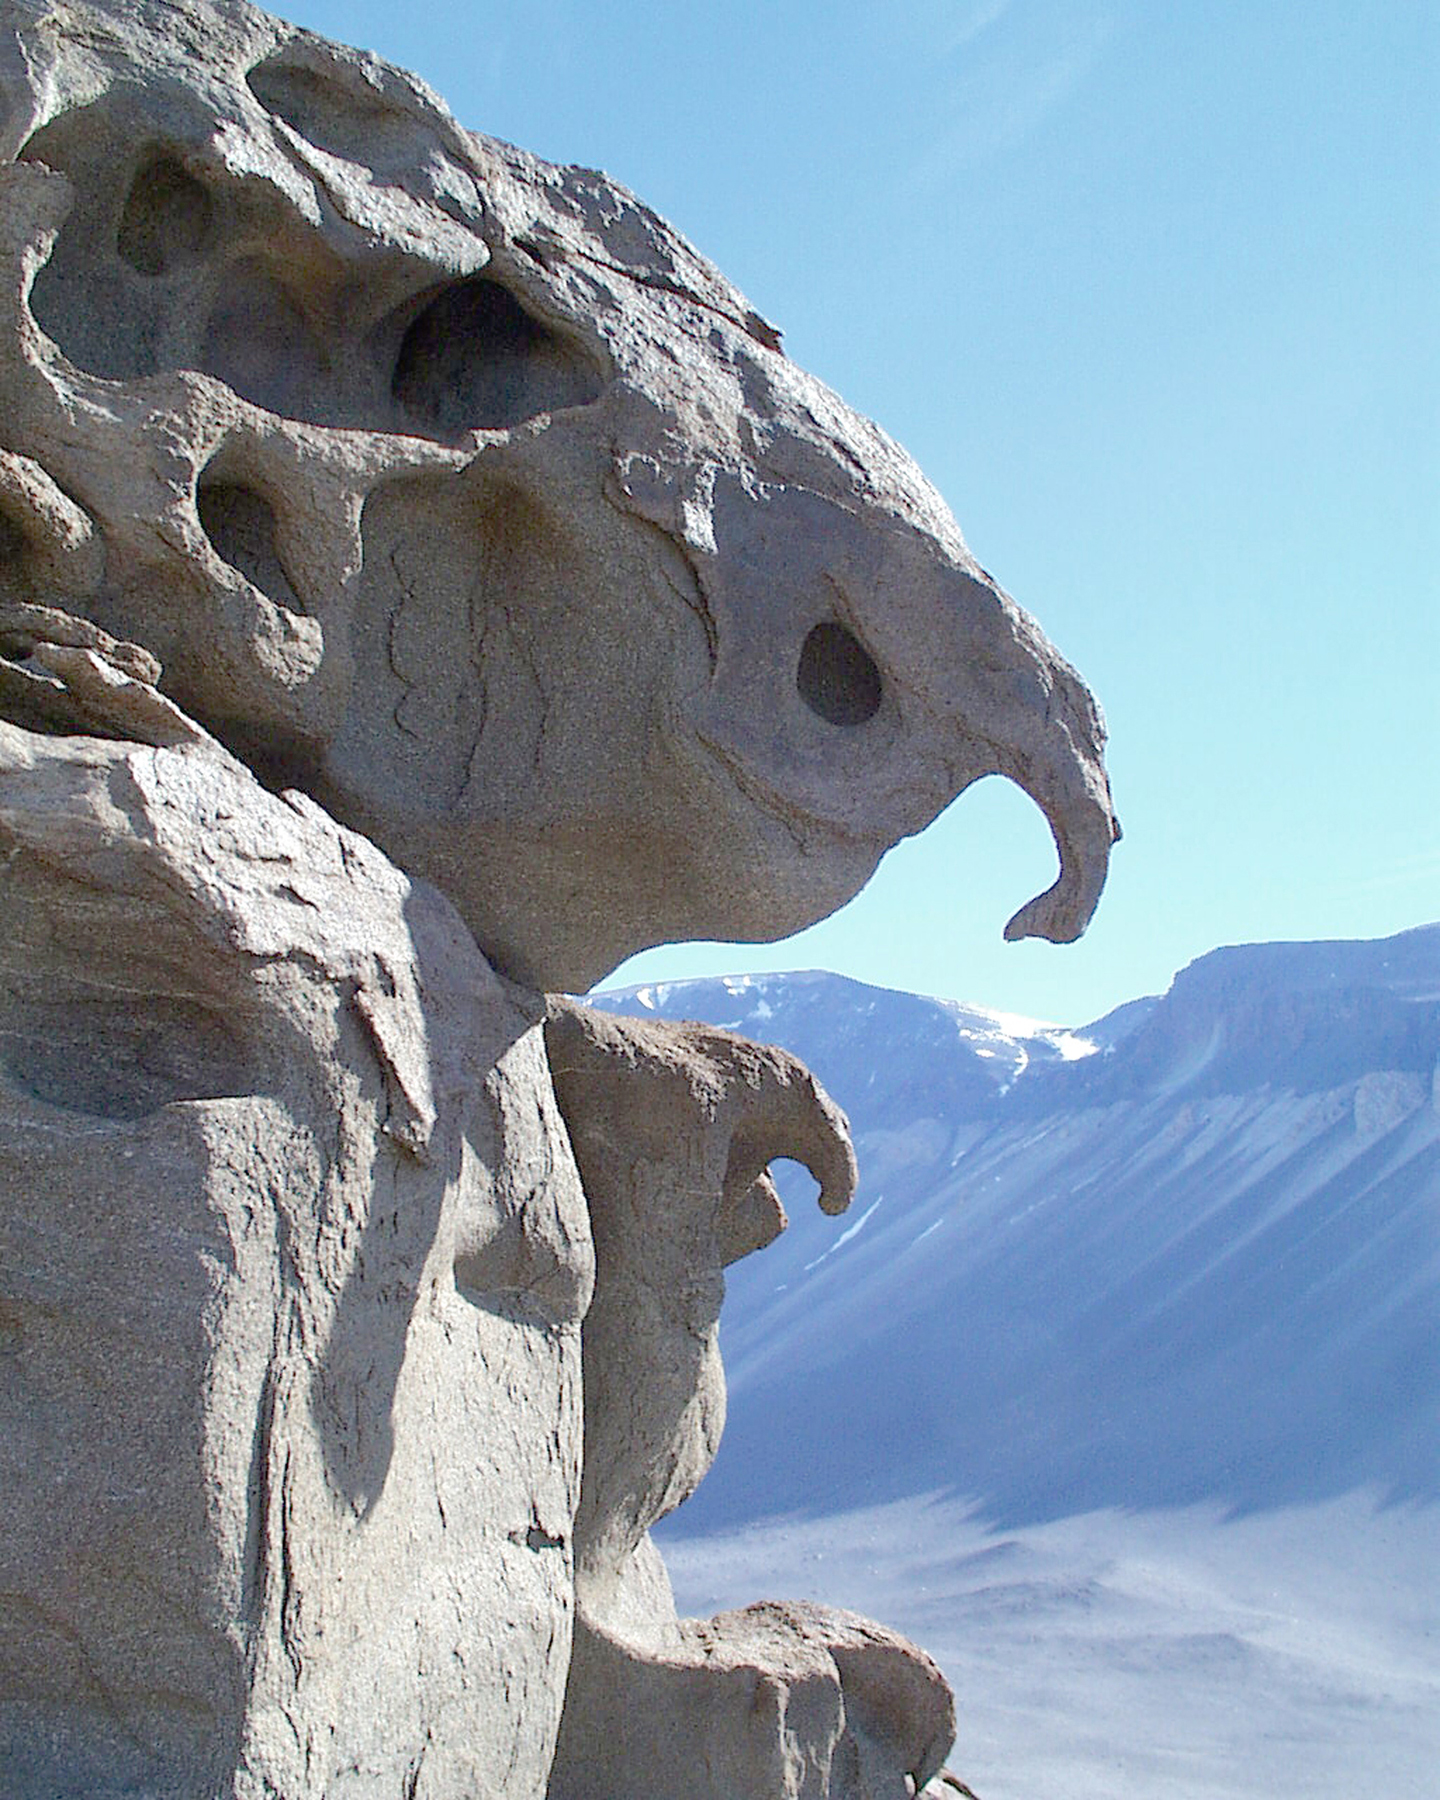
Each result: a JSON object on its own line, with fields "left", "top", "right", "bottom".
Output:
{"left": 545, "top": 1002, "right": 953, "bottom": 1799}
{"left": 0, "top": 1, "right": 1116, "bottom": 1794}
{"left": 0, "top": 0, "right": 1116, "bottom": 995}
{"left": 0, "top": 687, "right": 592, "bottom": 1797}
{"left": 546, "top": 1001, "right": 858, "bottom": 1574}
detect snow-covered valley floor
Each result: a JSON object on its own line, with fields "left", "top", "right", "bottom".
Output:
{"left": 661, "top": 1490, "right": 1439, "bottom": 1799}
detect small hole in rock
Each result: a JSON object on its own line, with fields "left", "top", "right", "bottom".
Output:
{"left": 197, "top": 480, "right": 306, "bottom": 614}
{"left": 117, "top": 154, "right": 213, "bottom": 276}
{"left": 207, "top": 719, "right": 323, "bottom": 796}
{"left": 0, "top": 510, "right": 24, "bottom": 566}
{"left": 797, "top": 621, "right": 883, "bottom": 727}
{"left": 391, "top": 277, "right": 601, "bottom": 436}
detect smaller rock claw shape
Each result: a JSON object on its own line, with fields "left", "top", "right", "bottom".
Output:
{"left": 546, "top": 999, "right": 858, "bottom": 1569}
{"left": 545, "top": 1001, "right": 954, "bottom": 1800}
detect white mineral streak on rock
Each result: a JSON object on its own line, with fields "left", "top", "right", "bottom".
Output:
{"left": 0, "top": 0, "right": 1116, "bottom": 1792}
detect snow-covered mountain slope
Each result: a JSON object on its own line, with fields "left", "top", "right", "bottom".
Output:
{"left": 593, "top": 924, "right": 1440, "bottom": 1531}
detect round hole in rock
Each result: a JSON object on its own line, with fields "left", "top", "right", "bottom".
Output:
{"left": 796, "top": 621, "right": 883, "bottom": 726}
{"left": 117, "top": 154, "right": 213, "bottom": 276}
{"left": 196, "top": 479, "right": 306, "bottom": 614}
{"left": 391, "top": 277, "right": 602, "bottom": 436}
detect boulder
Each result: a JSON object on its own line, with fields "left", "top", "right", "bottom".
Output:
{"left": 0, "top": 692, "right": 592, "bottom": 1798}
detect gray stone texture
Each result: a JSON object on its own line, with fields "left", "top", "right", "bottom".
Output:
{"left": 544, "top": 1002, "right": 955, "bottom": 1799}
{"left": 0, "top": 0, "right": 1117, "bottom": 1793}
{"left": 0, "top": 0, "right": 1116, "bottom": 996}
{"left": 0, "top": 707, "right": 592, "bottom": 1798}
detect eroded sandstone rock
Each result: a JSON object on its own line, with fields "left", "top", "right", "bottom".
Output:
{"left": 0, "top": 672, "right": 593, "bottom": 1797}
{"left": 0, "top": 2, "right": 1115, "bottom": 1793}
{"left": 0, "top": 0, "right": 1116, "bottom": 995}
{"left": 545, "top": 1003, "right": 953, "bottom": 1799}
{"left": 546, "top": 1000, "right": 857, "bottom": 1580}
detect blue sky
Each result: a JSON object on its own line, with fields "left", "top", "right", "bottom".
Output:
{"left": 280, "top": 0, "right": 1436, "bottom": 1024}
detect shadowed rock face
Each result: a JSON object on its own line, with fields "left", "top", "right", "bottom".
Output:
{"left": 0, "top": 0, "right": 1116, "bottom": 992}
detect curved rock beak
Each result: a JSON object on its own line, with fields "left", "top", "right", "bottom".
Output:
{"left": 991, "top": 650, "right": 1121, "bottom": 945}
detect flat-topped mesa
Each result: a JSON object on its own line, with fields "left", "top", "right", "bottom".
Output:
{"left": 0, "top": 0, "right": 1117, "bottom": 993}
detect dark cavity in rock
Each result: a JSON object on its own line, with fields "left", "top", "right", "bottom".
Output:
{"left": 197, "top": 476, "right": 306, "bottom": 614}
{"left": 116, "top": 155, "right": 213, "bottom": 276}
{"left": 391, "top": 277, "right": 602, "bottom": 435}
{"left": 797, "top": 620, "right": 883, "bottom": 726}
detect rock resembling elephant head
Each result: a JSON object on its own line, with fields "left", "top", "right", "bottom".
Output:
{"left": 0, "top": 0, "right": 1117, "bottom": 990}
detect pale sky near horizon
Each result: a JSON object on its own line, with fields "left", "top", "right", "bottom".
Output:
{"left": 280, "top": 0, "right": 1437, "bottom": 1024}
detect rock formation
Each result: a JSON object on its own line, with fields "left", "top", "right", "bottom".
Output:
{"left": 0, "top": 1, "right": 1118, "bottom": 1794}
{"left": 0, "top": 711, "right": 592, "bottom": 1798}
{"left": 544, "top": 1000, "right": 956, "bottom": 1797}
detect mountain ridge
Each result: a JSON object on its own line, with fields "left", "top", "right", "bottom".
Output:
{"left": 591, "top": 924, "right": 1440, "bottom": 1530}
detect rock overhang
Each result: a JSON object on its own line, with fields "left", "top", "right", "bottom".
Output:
{"left": 0, "top": 0, "right": 1116, "bottom": 989}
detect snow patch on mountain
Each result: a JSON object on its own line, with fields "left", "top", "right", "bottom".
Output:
{"left": 804, "top": 1195, "right": 884, "bottom": 1271}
